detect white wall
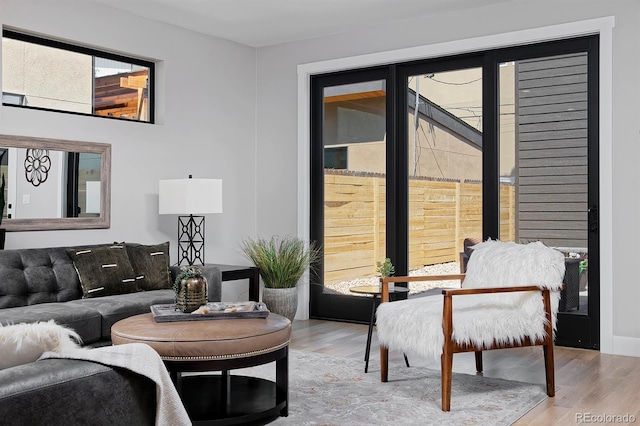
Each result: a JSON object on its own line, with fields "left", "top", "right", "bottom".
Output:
{"left": 256, "top": 0, "right": 640, "bottom": 355}
{"left": 0, "top": 0, "right": 258, "bottom": 302}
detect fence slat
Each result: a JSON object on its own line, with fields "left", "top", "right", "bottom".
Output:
{"left": 323, "top": 173, "right": 514, "bottom": 284}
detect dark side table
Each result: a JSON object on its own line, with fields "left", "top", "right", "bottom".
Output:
{"left": 210, "top": 264, "right": 260, "bottom": 302}
{"left": 350, "top": 285, "right": 410, "bottom": 373}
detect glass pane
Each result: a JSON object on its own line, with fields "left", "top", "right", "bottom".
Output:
{"left": 407, "top": 68, "right": 482, "bottom": 291}
{"left": 322, "top": 80, "right": 386, "bottom": 295}
{"left": 2, "top": 37, "right": 92, "bottom": 114}
{"left": 499, "top": 53, "right": 589, "bottom": 315}
{"left": 2, "top": 35, "right": 151, "bottom": 122}
{"left": 94, "top": 57, "right": 150, "bottom": 121}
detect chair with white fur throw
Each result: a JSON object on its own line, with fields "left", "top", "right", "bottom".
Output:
{"left": 375, "top": 240, "right": 565, "bottom": 411}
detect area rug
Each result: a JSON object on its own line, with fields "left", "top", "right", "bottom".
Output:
{"left": 238, "top": 350, "right": 546, "bottom": 426}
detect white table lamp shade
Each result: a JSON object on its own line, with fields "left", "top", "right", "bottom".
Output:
{"left": 159, "top": 178, "right": 223, "bottom": 215}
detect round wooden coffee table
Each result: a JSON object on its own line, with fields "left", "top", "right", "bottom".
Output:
{"left": 111, "top": 312, "right": 291, "bottom": 425}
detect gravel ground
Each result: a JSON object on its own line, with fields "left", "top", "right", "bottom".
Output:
{"left": 324, "top": 261, "right": 462, "bottom": 296}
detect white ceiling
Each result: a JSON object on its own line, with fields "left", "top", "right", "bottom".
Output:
{"left": 87, "top": 0, "right": 514, "bottom": 47}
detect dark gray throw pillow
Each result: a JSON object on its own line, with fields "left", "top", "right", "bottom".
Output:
{"left": 125, "top": 242, "right": 172, "bottom": 291}
{"left": 66, "top": 244, "right": 139, "bottom": 298}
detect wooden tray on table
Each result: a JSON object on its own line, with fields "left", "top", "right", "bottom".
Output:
{"left": 151, "top": 301, "right": 269, "bottom": 322}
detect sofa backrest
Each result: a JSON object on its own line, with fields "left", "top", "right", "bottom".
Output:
{"left": 0, "top": 247, "right": 83, "bottom": 308}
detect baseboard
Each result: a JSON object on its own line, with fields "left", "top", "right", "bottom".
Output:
{"left": 612, "top": 336, "right": 640, "bottom": 357}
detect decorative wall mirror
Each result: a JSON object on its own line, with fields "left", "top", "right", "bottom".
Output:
{"left": 0, "top": 134, "right": 111, "bottom": 231}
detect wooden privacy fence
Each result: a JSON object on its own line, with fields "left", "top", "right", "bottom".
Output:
{"left": 324, "top": 171, "right": 515, "bottom": 285}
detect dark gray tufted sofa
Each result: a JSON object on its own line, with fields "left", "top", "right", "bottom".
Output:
{"left": 0, "top": 245, "right": 221, "bottom": 344}
{"left": 0, "top": 244, "right": 222, "bottom": 425}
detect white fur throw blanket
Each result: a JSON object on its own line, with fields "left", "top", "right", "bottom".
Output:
{"left": 0, "top": 320, "right": 82, "bottom": 370}
{"left": 376, "top": 240, "right": 565, "bottom": 360}
{"left": 40, "top": 343, "right": 191, "bottom": 426}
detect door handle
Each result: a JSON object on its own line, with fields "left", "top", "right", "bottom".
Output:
{"left": 588, "top": 205, "right": 598, "bottom": 232}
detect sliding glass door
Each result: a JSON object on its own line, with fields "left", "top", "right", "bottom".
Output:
{"left": 496, "top": 40, "right": 600, "bottom": 348}
{"left": 310, "top": 37, "right": 599, "bottom": 349}
{"left": 310, "top": 68, "right": 392, "bottom": 322}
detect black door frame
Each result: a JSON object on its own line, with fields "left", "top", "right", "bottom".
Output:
{"left": 310, "top": 66, "right": 393, "bottom": 322}
{"left": 310, "top": 36, "right": 600, "bottom": 349}
{"left": 490, "top": 36, "right": 600, "bottom": 349}
{"left": 394, "top": 54, "right": 487, "bottom": 275}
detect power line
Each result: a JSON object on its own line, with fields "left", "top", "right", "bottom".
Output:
{"left": 427, "top": 76, "right": 482, "bottom": 86}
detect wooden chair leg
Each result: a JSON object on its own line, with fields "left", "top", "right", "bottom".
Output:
{"left": 380, "top": 346, "right": 389, "bottom": 382}
{"left": 474, "top": 351, "right": 483, "bottom": 373}
{"left": 541, "top": 289, "right": 556, "bottom": 397}
{"left": 441, "top": 344, "right": 453, "bottom": 411}
{"left": 543, "top": 342, "right": 555, "bottom": 397}
{"left": 441, "top": 293, "right": 454, "bottom": 411}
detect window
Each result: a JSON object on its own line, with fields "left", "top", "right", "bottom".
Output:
{"left": 2, "top": 29, "right": 154, "bottom": 123}
{"left": 324, "top": 147, "right": 348, "bottom": 169}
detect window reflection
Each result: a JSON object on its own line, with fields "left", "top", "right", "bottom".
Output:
{"left": 0, "top": 148, "right": 102, "bottom": 220}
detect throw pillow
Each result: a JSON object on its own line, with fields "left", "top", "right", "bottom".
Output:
{"left": 125, "top": 242, "right": 172, "bottom": 291}
{"left": 66, "top": 244, "right": 139, "bottom": 298}
{"left": 0, "top": 320, "right": 82, "bottom": 370}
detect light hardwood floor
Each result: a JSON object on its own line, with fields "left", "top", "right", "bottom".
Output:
{"left": 290, "top": 319, "right": 640, "bottom": 425}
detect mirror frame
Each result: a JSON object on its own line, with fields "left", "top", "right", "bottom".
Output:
{"left": 0, "top": 134, "right": 111, "bottom": 231}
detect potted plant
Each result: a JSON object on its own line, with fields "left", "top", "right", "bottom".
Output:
{"left": 376, "top": 258, "right": 395, "bottom": 290}
{"left": 173, "top": 265, "right": 208, "bottom": 313}
{"left": 240, "top": 235, "right": 321, "bottom": 321}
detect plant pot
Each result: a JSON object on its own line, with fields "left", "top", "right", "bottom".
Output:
{"left": 262, "top": 287, "right": 297, "bottom": 322}
{"left": 175, "top": 275, "right": 208, "bottom": 313}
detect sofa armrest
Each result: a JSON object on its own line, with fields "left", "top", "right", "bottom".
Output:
{"left": 0, "top": 359, "right": 156, "bottom": 425}
{"left": 169, "top": 265, "right": 222, "bottom": 302}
